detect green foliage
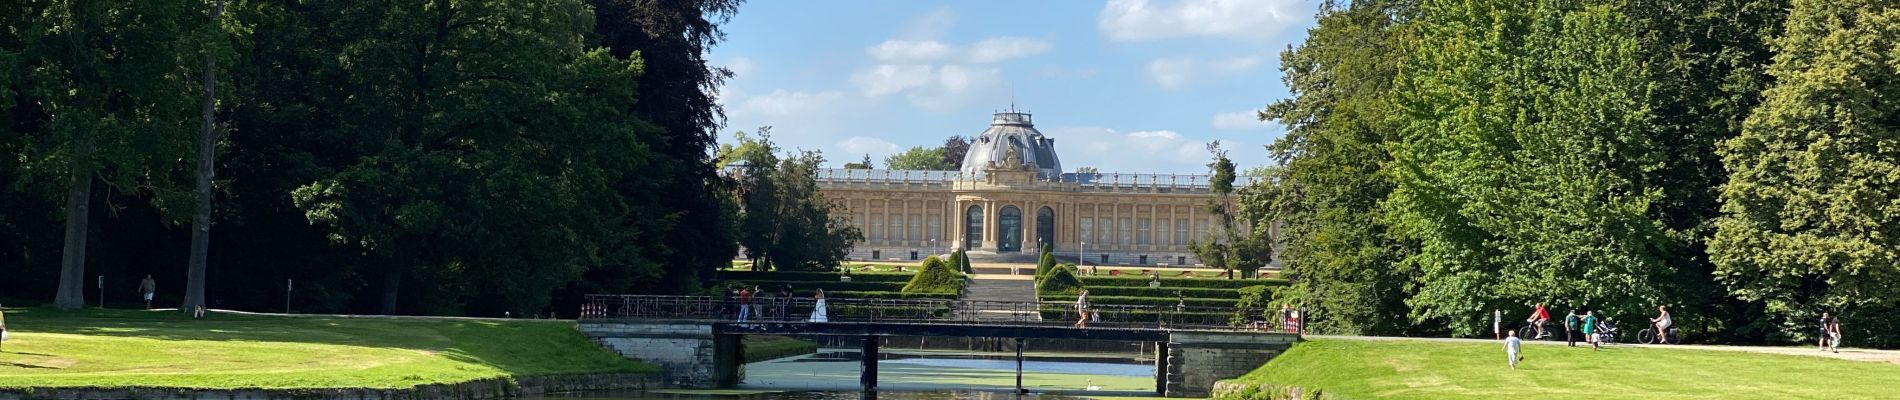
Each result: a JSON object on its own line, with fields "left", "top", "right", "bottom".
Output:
{"left": 1034, "top": 245, "right": 1058, "bottom": 279}
{"left": 716, "top": 271, "right": 915, "bottom": 283}
{"left": 1709, "top": 0, "right": 1900, "bottom": 340}
{"left": 1191, "top": 142, "right": 1273, "bottom": 278}
{"left": 1035, "top": 265, "right": 1085, "bottom": 296}
{"left": 1257, "top": 0, "right": 1420, "bottom": 336}
{"left": 842, "top": 154, "right": 873, "bottom": 169}
{"left": 884, "top": 146, "right": 955, "bottom": 170}
{"left": 900, "top": 256, "right": 965, "bottom": 294}
{"left": 733, "top": 130, "right": 863, "bottom": 272}
{"left": 1080, "top": 276, "right": 1289, "bottom": 289}
{"left": 1086, "top": 286, "right": 1247, "bottom": 299}
{"left": 742, "top": 335, "right": 817, "bottom": 363}
{"left": 1231, "top": 285, "right": 1273, "bottom": 326}
{"left": 1039, "top": 295, "right": 1242, "bottom": 308}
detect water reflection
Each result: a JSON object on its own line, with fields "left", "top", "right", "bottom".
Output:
{"left": 740, "top": 350, "right": 1154, "bottom": 394}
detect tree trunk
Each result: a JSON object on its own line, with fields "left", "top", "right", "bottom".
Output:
{"left": 380, "top": 267, "right": 401, "bottom": 315}
{"left": 182, "top": 0, "right": 222, "bottom": 313}
{"left": 54, "top": 139, "right": 95, "bottom": 310}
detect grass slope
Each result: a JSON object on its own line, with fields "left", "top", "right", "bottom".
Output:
{"left": 0, "top": 308, "right": 652, "bottom": 390}
{"left": 1233, "top": 339, "right": 1900, "bottom": 399}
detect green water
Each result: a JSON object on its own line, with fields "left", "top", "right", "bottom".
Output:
{"left": 555, "top": 349, "right": 1164, "bottom": 399}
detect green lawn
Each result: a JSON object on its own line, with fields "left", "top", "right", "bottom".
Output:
{"left": 1228, "top": 339, "right": 1900, "bottom": 399}
{"left": 0, "top": 308, "right": 653, "bottom": 390}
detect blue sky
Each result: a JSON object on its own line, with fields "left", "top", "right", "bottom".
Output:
{"left": 710, "top": 0, "right": 1317, "bottom": 174}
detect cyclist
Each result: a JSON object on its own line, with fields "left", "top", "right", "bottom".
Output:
{"left": 1526, "top": 303, "right": 1551, "bottom": 339}
{"left": 1650, "top": 304, "right": 1673, "bottom": 344}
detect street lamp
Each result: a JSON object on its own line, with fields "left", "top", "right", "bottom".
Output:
{"left": 1079, "top": 241, "right": 1087, "bottom": 275}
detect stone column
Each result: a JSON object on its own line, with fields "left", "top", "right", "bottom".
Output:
{"left": 984, "top": 200, "right": 1000, "bottom": 252}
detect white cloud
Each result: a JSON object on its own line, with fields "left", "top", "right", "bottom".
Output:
{"left": 1145, "top": 55, "right": 1267, "bottom": 90}
{"left": 1048, "top": 127, "right": 1226, "bottom": 173}
{"left": 851, "top": 64, "right": 937, "bottom": 96}
{"left": 1211, "top": 110, "right": 1268, "bottom": 131}
{"left": 1039, "top": 64, "right": 1099, "bottom": 79}
{"left": 899, "top": 8, "right": 958, "bottom": 40}
{"left": 725, "top": 57, "right": 758, "bottom": 78}
{"left": 726, "top": 88, "right": 847, "bottom": 119}
{"left": 837, "top": 136, "right": 901, "bottom": 159}
{"left": 868, "top": 40, "right": 957, "bottom": 63}
{"left": 966, "top": 37, "right": 1055, "bottom": 64}
{"left": 1098, "top": 0, "right": 1308, "bottom": 42}
{"left": 866, "top": 37, "right": 1052, "bottom": 64}
{"left": 1146, "top": 58, "right": 1194, "bottom": 89}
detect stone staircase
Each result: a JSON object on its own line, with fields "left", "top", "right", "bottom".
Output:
{"left": 961, "top": 250, "right": 1043, "bottom": 264}
{"left": 956, "top": 277, "right": 1041, "bottom": 323}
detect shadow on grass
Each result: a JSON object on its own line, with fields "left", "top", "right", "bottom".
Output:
{"left": 3, "top": 307, "right": 650, "bottom": 376}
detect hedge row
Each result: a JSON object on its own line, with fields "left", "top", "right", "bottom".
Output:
{"left": 1078, "top": 276, "right": 1289, "bottom": 289}
{"left": 1085, "top": 286, "right": 1245, "bottom": 299}
{"left": 723, "top": 280, "right": 907, "bottom": 292}
{"left": 1040, "top": 295, "right": 1240, "bottom": 308}
{"left": 1037, "top": 310, "right": 1235, "bottom": 325}
{"left": 717, "top": 271, "right": 914, "bottom": 283}
{"left": 828, "top": 291, "right": 959, "bottom": 300}
{"left": 743, "top": 335, "right": 817, "bottom": 363}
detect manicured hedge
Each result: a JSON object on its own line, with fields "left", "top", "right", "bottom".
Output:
{"left": 1037, "top": 309, "right": 1234, "bottom": 326}
{"left": 723, "top": 280, "right": 906, "bottom": 292}
{"left": 1084, "top": 286, "right": 1244, "bottom": 299}
{"left": 901, "top": 256, "right": 966, "bottom": 294}
{"left": 1079, "top": 276, "right": 1289, "bottom": 289}
{"left": 717, "top": 271, "right": 914, "bottom": 283}
{"left": 1040, "top": 295, "right": 1240, "bottom": 308}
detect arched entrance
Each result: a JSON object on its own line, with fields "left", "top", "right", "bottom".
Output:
{"left": 998, "top": 206, "right": 1022, "bottom": 252}
{"left": 1036, "top": 206, "right": 1056, "bottom": 251}
{"left": 964, "top": 205, "right": 984, "bottom": 250}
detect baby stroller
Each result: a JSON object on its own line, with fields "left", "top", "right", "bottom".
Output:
{"left": 1594, "top": 318, "right": 1620, "bottom": 345}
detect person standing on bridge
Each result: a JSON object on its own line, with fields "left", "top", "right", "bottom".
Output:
{"left": 808, "top": 289, "right": 828, "bottom": 323}
{"left": 737, "top": 287, "right": 753, "bottom": 322}
{"left": 1074, "top": 290, "right": 1092, "bottom": 329}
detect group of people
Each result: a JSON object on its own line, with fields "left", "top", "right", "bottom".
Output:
{"left": 1819, "top": 312, "right": 1842, "bottom": 353}
{"left": 724, "top": 286, "right": 828, "bottom": 323}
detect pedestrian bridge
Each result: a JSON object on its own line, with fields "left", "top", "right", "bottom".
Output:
{"left": 577, "top": 295, "right": 1299, "bottom": 397}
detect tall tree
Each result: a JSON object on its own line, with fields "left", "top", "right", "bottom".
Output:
{"left": 1073, "top": 166, "right": 1099, "bottom": 175}
{"left": 1387, "top": 0, "right": 1673, "bottom": 336}
{"left": 842, "top": 154, "right": 873, "bottom": 169}
{"left": 733, "top": 129, "right": 861, "bottom": 271}
{"left": 11, "top": 0, "right": 202, "bottom": 309}
{"left": 941, "top": 135, "right": 971, "bottom": 169}
{"left": 885, "top": 146, "right": 954, "bottom": 170}
{"left": 182, "top": 0, "right": 228, "bottom": 313}
{"left": 1710, "top": 0, "right": 1900, "bottom": 345}
{"left": 1190, "top": 142, "right": 1272, "bottom": 279}
{"left": 589, "top": 0, "right": 743, "bottom": 292}
{"left": 1259, "top": 0, "right": 1418, "bottom": 335}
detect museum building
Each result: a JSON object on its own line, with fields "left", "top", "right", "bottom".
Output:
{"left": 809, "top": 110, "right": 1275, "bottom": 267}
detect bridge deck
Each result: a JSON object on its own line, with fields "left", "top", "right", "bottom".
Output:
{"left": 580, "top": 294, "right": 1267, "bottom": 333}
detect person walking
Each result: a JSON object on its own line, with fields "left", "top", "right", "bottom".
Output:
{"left": 1583, "top": 311, "right": 1600, "bottom": 351}
{"left": 138, "top": 275, "right": 157, "bottom": 309}
{"left": 1074, "top": 290, "right": 1092, "bottom": 329}
{"left": 1823, "top": 312, "right": 1842, "bottom": 353}
{"left": 736, "top": 287, "right": 753, "bottom": 322}
{"left": 1564, "top": 308, "right": 1581, "bottom": 347}
{"left": 1, "top": 303, "right": 9, "bottom": 353}
{"left": 1818, "top": 311, "right": 1834, "bottom": 351}
{"left": 807, "top": 289, "right": 829, "bottom": 323}
{"left": 1504, "top": 330, "right": 1523, "bottom": 370}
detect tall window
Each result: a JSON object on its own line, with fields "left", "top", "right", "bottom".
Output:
{"left": 1120, "top": 217, "right": 1133, "bottom": 245}
{"left": 870, "top": 215, "right": 884, "bottom": 241}
{"left": 908, "top": 214, "right": 921, "bottom": 242}
{"left": 928, "top": 215, "right": 942, "bottom": 241}
{"left": 1137, "top": 219, "right": 1151, "bottom": 245}
{"left": 1175, "top": 218, "right": 1189, "bottom": 245}
{"left": 1080, "top": 218, "right": 1093, "bottom": 244}
{"left": 889, "top": 214, "right": 904, "bottom": 241}
{"left": 964, "top": 205, "right": 984, "bottom": 249}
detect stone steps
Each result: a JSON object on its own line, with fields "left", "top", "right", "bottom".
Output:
{"left": 957, "top": 277, "right": 1040, "bottom": 322}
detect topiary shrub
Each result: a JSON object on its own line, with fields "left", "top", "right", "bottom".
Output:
{"left": 948, "top": 249, "right": 969, "bottom": 274}
{"left": 1036, "top": 265, "right": 1085, "bottom": 296}
{"left": 901, "top": 256, "right": 964, "bottom": 294}
{"left": 1036, "top": 252, "right": 1058, "bottom": 279}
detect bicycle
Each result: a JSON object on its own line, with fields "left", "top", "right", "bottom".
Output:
{"left": 1638, "top": 325, "right": 1681, "bottom": 345}
{"left": 1516, "top": 323, "right": 1557, "bottom": 341}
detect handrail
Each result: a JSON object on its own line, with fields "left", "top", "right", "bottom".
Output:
{"left": 578, "top": 294, "right": 1261, "bottom": 331}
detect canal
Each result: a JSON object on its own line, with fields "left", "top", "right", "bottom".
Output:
{"left": 555, "top": 348, "right": 1163, "bottom": 399}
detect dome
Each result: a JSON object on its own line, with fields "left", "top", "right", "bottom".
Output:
{"left": 960, "top": 111, "right": 1062, "bottom": 178}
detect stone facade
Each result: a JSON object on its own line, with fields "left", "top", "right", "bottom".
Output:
{"left": 780, "top": 111, "right": 1279, "bottom": 267}
{"left": 577, "top": 321, "right": 740, "bottom": 388}
{"left": 1165, "top": 331, "right": 1299, "bottom": 397}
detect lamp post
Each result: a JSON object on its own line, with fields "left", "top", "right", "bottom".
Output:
{"left": 1079, "top": 241, "right": 1087, "bottom": 274}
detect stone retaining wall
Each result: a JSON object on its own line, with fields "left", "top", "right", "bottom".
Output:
{"left": 1165, "top": 332, "right": 1298, "bottom": 397}
{"left": 0, "top": 373, "right": 661, "bottom": 400}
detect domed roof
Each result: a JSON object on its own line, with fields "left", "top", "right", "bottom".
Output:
{"left": 960, "top": 111, "right": 1061, "bottom": 178}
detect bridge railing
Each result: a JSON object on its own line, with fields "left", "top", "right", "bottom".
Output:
{"left": 579, "top": 294, "right": 1258, "bottom": 330}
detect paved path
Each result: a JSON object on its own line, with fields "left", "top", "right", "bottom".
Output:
{"left": 1309, "top": 334, "right": 1900, "bottom": 365}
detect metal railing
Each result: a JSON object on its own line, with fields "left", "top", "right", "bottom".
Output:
{"left": 579, "top": 294, "right": 1261, "bottom": 331}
